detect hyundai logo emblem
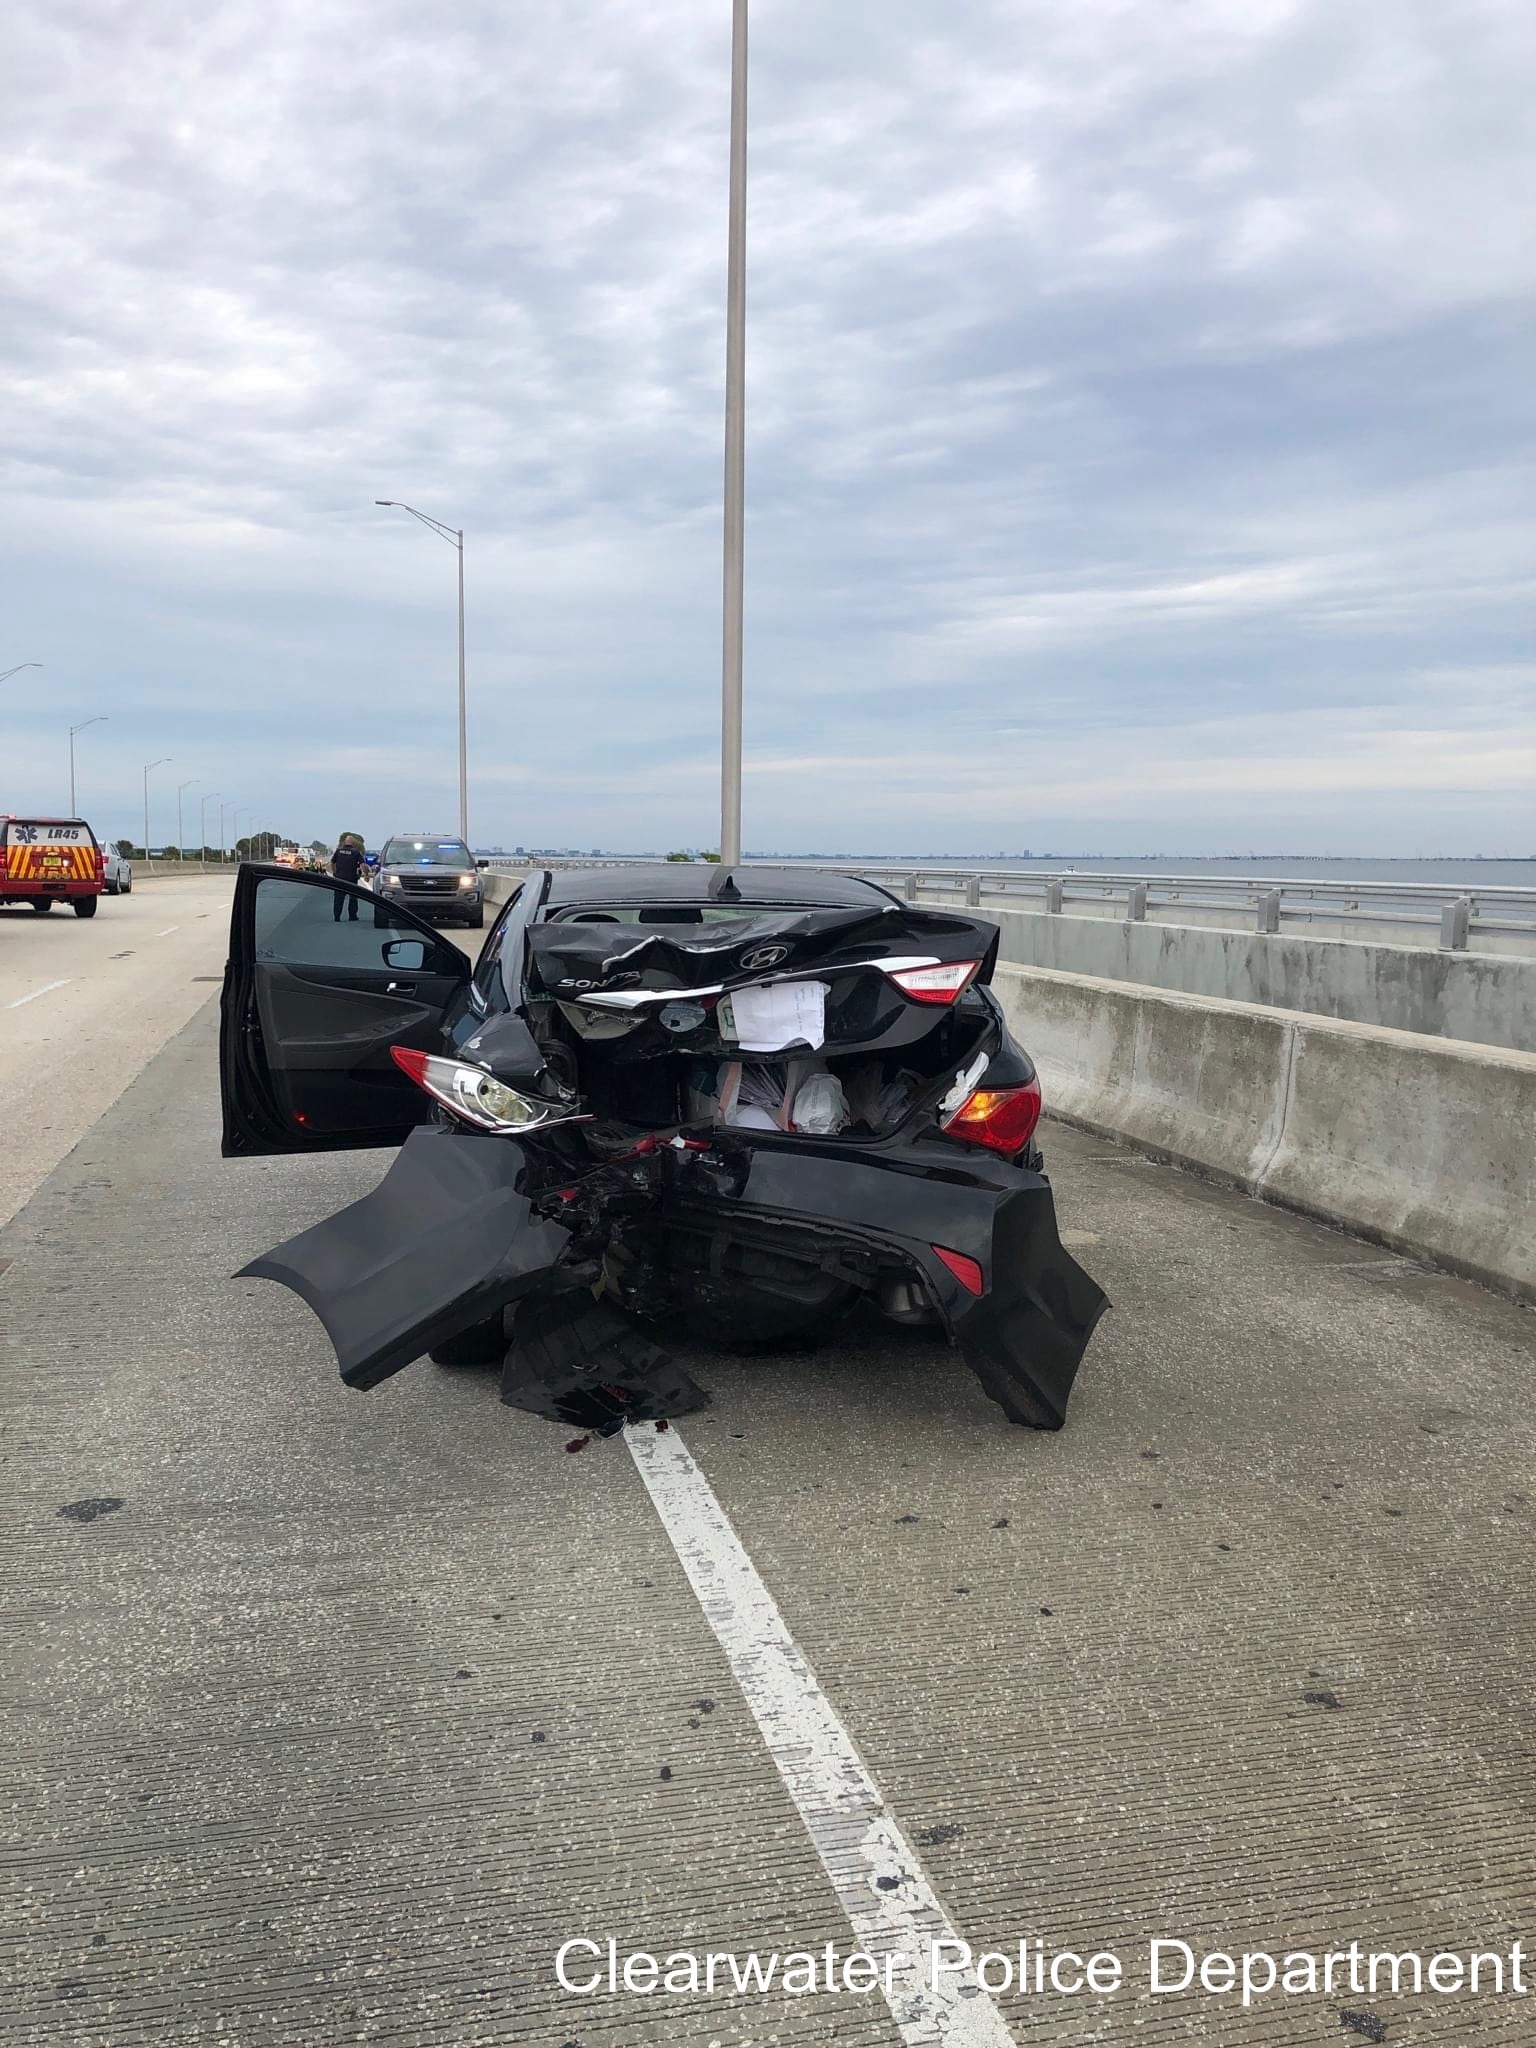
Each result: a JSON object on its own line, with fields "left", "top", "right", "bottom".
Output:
{"left": 739, "top": 943, "right": 791, "bottom": 971}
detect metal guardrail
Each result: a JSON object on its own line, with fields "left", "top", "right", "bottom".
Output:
{"left": 812, "top": 866, "right": 1536, "bottom": 952}
{"left": 481, "top": 857, "right": 1535, "bottom": 952}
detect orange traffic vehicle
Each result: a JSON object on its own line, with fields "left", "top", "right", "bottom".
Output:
{"left": 1, "top": 814, "right": 106, "bottom": 917}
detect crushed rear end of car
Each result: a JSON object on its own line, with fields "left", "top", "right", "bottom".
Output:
{"left": 238, "top": 879, "right": 1108, "bottom": 1432}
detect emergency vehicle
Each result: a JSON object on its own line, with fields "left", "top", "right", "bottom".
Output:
{"left": 1, "top": 815, "right": 106, "bottom": 917}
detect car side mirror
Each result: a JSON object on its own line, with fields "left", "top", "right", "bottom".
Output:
{"left": 383, "top": 937, "right": 430, "bottom": 971}
{"left": 476, "top": 859, "right": 489, "bottom": 870}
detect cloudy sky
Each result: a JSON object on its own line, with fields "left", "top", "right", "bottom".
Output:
{"left": 4, "top": 0, "right": 1533, "bottom": 855}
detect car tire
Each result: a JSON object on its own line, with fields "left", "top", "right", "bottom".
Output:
{"left": 105, "top": 880, "right": 119, "bottom": 896}
{"left": 31, "top": 899, "right": 53, "bottom": 914}
{"left": 466, "top": 907, "right": 484, "bottom": 929}
{"left": 73, "top": 897, "right": 99, "bottom": 918}
{"left": 123, "top": 874, "right": 133, "bottom": 893}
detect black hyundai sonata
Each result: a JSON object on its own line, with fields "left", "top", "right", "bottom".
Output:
{"left": 220, "top": 862, "right": 1107, "bottom": 1433}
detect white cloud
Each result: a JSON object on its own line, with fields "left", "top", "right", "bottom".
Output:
{"left": 0, "top": 0, "right": 1532, "bottom": 852}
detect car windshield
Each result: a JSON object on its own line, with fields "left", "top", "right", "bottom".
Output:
{"left": 383, "top": 838, "right": 472, "bottom": 866}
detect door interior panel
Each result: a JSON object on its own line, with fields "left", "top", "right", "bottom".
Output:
{"left": 221, "top": 867, "right": 472, "bottom": 1154}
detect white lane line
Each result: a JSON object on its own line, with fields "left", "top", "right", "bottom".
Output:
{"left": 7, "top": 978, "right": 72, "bottom": 1010}
{"left": 156, "top": 925, "right": 180, "bottom": 937}
{"left": 627, "top": 1423, "right": 1018, "bottom": 2047}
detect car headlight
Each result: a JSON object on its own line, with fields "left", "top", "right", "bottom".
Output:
{"left": 456, "top": 872, "right": 477, "bottom": 890}
{"left": 383, "top": 872, "right": 402, "bottom": 887}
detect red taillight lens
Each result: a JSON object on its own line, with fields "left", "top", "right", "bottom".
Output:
{"left": 884, "top": 960, "right": 981, "bottom": 1005}
{"left": 932, "top": 1245, "right": 984, "bottom": 1295}
{"left": 942, "top": 1078, "right": 1042, "bottom": 1156}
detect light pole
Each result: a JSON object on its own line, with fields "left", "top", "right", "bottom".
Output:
{"left": 375, "top": 500, "right": 467, "bottom": 843}
{"left": 720, "top": 0, "right": 748, "bottom": 866}
{"left": 143, "top": 758, "right": 170, "bottom": 862}
{"left": 219, "top": 800, "right": 235, "bottom": 864}
{"left": 200, "top": 792, "right": 219, "bottom": 871}
{"left": 69, "top": 714, "right": 108, "bottom": 814}
{"left": 1, "top": 662, "right": 41, "bottom": 685}
{"left": 176, "top": 778, "right": 197, "bottom": 862}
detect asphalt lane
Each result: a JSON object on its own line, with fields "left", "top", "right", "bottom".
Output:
{"left": 2, "top": 989, "right": 1533, "bottom": 2045}
{"left": 0, "top": 872, "right": 235, "bottom": 1228}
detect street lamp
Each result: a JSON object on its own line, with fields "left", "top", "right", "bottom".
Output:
{"left": 3, "top": 662, "right": 42, "bottom": 686}
{"left": 69, "top": 715, "right": 108, "bottom": 814}
{"left": 176, "top": 778, "right": 198, "bottom": 862}
{"left": 142, "top": 758, "right": 170, "bottom": 862}
{"left": 200, "top": 792, "right": 220, "bottom": 871}
{"left": 720, "top": 0, "right": 748, "bottom": 866}
{"left": 375, "top": 500, "right": 468, "bottom": 843}
{"left": 219, "top": 800, "right": 235, "bottom": 864}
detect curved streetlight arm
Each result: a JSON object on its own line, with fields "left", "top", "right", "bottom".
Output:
{"left": 2, "top": 662, "right": 42, "bottom": 685}
{"left": 375, "top": 499, "right": 461, "bottom": 549}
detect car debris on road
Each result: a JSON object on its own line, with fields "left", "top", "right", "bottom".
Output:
{"left": 220, "top": 863, "right": 1108, "bottom": 1432}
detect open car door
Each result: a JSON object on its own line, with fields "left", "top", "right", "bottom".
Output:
{"left": 221, "top": 864, "right": 471, "bottom": 1157}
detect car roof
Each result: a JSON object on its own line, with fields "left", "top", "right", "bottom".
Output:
{"left": 541, "top": 863, "right": 891, "bottom": 910}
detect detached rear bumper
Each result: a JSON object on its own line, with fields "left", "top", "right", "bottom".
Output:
{"left": 664, "top": 1138, "right": 1108, "bottom": 1427}
{"left": 238, "top": 1125, "right": 1108, "bottom": 1428}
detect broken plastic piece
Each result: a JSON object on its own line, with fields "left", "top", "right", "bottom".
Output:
{"left": 501, "top": 1289, "right": 711, "bottom": 1434}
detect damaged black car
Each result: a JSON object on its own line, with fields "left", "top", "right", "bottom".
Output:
{"left": 220, "top": 862, "right": 1107, "bottom": 1434}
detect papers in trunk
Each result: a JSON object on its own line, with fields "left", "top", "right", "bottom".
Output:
{"left": 717, "top": 979, "right": 827, "bottom": 1052}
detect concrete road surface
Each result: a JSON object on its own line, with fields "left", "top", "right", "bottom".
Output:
{"left": 0, "top": 873, "right": 235, "bottom": 1228}
{"left": 1, "top": 973, "right": 1533, "bottom": 2046}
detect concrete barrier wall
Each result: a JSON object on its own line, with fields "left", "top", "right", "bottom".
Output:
{"left": 992, "top": 962, "right": 1536, "bottom": 1302}
{"left": 921, "top": 897, "right": 1536, "bottom": 1055}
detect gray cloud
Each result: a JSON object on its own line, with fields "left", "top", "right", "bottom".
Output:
{"left": 2, "top": 0, "right": 1532, "bottom": 852}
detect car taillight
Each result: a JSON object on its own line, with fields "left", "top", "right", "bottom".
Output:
{"left": 932, "top": 1245, "right": 985, "bottom": 1295}
{"left": 883, "top": 960, "right": 981, "bottom": 1005}
{"left": 390, "top": 1045, "right": 586, "bottom": 1136}
{"left": 942, "top": 1077, "right": 1042, "bottom": 1156}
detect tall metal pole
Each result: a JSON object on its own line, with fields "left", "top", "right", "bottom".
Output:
{"left": 67, "top": 713, "right": 105, "bottom": 814}
{"left": 201, "top": 792, "right": 219, "bottom": 871}
{"left": 142, "top": 758, "right": 169, "bottom": 861}
{"left": 374, "top": 502, "right": 467, "bottom": 845}
{"left": 719, "top": 0, "right": 748, "bottom": 867}
{"left": 456, "top": 530, "right": 468, "bottom": 845}
{"left": 176, "top": 778, "right": 197, "bottom": 862}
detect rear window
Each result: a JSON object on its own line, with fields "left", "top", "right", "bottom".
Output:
{"left": 549, "top": 905, "right": 794, "bottom": 925}
{"left": 3, "top": 818, "right": 96, "bottom": 848}
{"left": 383, "top": 838, "right": 472, "bottom": 866}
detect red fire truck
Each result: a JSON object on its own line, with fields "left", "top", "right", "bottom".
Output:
{"left": 1, "top": 815, "right": 106, "bottom": 917}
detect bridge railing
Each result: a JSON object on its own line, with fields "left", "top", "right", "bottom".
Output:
{"left": 479, "top": 858, "right": 1535, "bottom": 952}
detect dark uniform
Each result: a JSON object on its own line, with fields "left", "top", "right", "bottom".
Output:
{"left": 330, "top": 842, "right": 364, "bottom": 920}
